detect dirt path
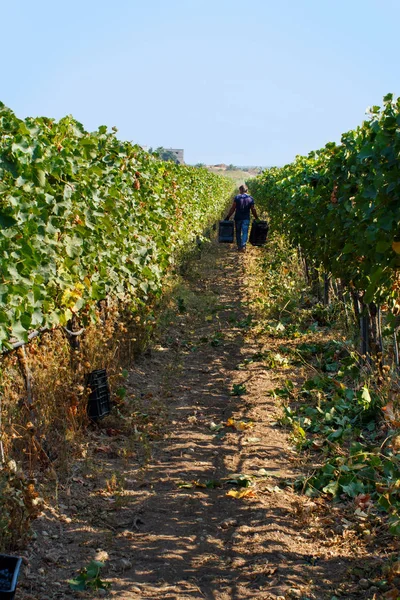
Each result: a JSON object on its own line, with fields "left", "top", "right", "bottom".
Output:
{"left": 20, "top": 240, "right": 381, "bottom": 600}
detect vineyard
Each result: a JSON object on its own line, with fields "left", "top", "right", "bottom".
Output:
{"left": 246, "top": 95, "right": 400, "bottom": 572}
{"left": 0, "top": 103, "right": 233, "bottom": 554}
{"left": 248, "top": 93, "right": 400, "bottom": 359}
{"left": 2, "top": 97, "right": 400, "bottom": 599}
{"left": 0, "top": 102, "right": 233, "bottom": 347}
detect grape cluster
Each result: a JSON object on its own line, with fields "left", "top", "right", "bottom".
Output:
{"left": 0, "top": 568, "right": 13, "bottom": 590}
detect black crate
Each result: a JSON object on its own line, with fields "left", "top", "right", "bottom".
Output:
{"left": 249, "top": 220, "right": 269, "bottom": 246}
{"left": 86, "top": 369, "right": 111, "bottom": 421}
{"left": 218, "top": 220, "right": 234, "bottom": 243}
{"left": 0, "top": 555, "right": 22, "bottom": 600}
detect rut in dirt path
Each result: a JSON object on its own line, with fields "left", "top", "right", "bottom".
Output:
{"left": 103, "top": 241, "right": 356, "bottom": 600}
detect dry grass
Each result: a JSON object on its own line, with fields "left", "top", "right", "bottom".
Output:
{"left": 0, "top": 300, "right": 159, "bottom": 475}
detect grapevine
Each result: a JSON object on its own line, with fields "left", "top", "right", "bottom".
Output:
{"left": 248, "top": 93, "right": 400, "bottom": 353}
{"left": 0, "top": 103, "right": 234, "bottom": 349}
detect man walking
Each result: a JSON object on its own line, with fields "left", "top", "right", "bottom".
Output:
{"left": 225, "top": 185, "right": 259, "bottom": 252}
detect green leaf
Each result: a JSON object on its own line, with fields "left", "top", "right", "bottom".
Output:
{"left": 376, "top": 239, "right": 391, "bottom": 253}
{"left": 20, "top": 313, "right": 32, "bottom": 330}
{"left": 378, "top": 494, "right": 391, "bottom": 511}
{"left": 361, "top": 386, "right": 371, "bottom": 405}
{"left": 0, "top": 212, "right": 17, "bottom": 228}
{"left": 86, "top": 560, "right": 104, "bottom": 579}
{"left": 68, "top": 577, "right": 87, "bottom": 591}
{"left": 322, "top": 480, "right": 339, "bottom": 496}
{"left": 342, "top": 243, "right": 354, "bottom": 254}
{"left": 358, "top": 145, "right": 375, "bottom": 160}
{"left": 341, "top": 480, "right": 364, "bottom": 498}
{"left": 31, "top": 310, "right": 44, "bottom": 326}
{"left": 327, "top": 428, "right": 343, "bottom": 441}
{"left": 11, "top": 321, "right": 29, "bottom": 343}
{"left": 389, "top": 519, "right": 400, "bottom": 537}
{"left": 116, "top": 387, "right": 127, "bottom": 399}
{"left": 33, "top": 169, "right": 46, "bottom": 188}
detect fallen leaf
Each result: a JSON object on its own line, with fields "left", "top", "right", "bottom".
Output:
{"left": 224, "top": 418, "right": 254, "bottom": 431}
{"left": 205, "top": 479, "right": 222, "bottom": 489}
{"left": 177, "top": 479, "right": 221, "bottom": 490}
{"left": 226, "top": 488, "right": 256, "bottom": 499}
{"left": 382, "top": 403, "right": 400, "bottom": 427}
{"left": 94, "top": 445, "right": 115, "bottom": 455}
{"left": 192, "top": 480, "right": 207, "bottom": 488}
{"left": 354, "top": 493, "right": 372, "bottom": 509}
{"left": 106, "top": 428, "right": 122, "bottom": 437}
{"left": 264, "top": 485, "right": 283, "bottom": 494}
{"left": 383, "top": 588, "right": 400, "bottom": 600}
{"left": 341, "top": 518, "right": 354, "bottom": 529}
{"left": 312, "top": 439, "right": 324, "bottom": 449}
{"left": 236, "top": 421, "right": 254, "bottom": 431}
{"left": 257, "top": 468, "right": 270, "bottom": 477}
{"left": 225, "top": 474, "right": 253, "bottom": 487}
{"left": 389, "top": 561, "right": 400, "bottom": 576}
{"left": 209, "top": 421, "right": 223, "bottom": 432}
{"left": 177, "top": 482, "right": 194, "bottom": 489}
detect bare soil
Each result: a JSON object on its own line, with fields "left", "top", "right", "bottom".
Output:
{"left": 18, "top": 240, "right": 387, "bottom": 600}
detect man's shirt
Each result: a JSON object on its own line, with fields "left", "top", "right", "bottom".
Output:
{"left": 234, "top": 194, "right": 255, "bottom": 221}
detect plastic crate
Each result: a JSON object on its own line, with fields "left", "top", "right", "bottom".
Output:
{"left": 86, "top": 369, "right": 111, "bottom": 421}
{"left": 218, "top": 220, "right": 234, "bottom": 243}
{"left": 249, "top": 220, "right": 269, "bottom": 246}
{"left": 0, "top": 555, "right": 22, "bottom": 600}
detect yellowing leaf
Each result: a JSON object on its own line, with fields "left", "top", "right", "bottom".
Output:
{"left": 236, "top": 420, "right": 254, "bottom": 431}
{"left": 225, "top": 418, "right": 254, "bottom": 431}
{"left": 392, "top": 241, "right": 400, "bottom": 254}
{"left": 226, "top": 488, "right": 256, "bottom": 499}
{"left": 60, "top": 283, "right": 85, "bottom": 308}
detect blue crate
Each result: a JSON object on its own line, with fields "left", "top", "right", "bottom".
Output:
{"left": 0, "top": 555, "right": 22, "bottom": 600}
{"left": 86, "top": 369, "right": 111, "bottom": 421}
{"left": 218, "top": 220, "right": 234, "bottom": 243}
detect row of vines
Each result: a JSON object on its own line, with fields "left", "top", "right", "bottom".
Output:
{"left": 248, "top": 93, "right": 400, "bottom": 360}
{"left": 0, "top": 101, "right": 233, "bottom": 349}
{"left": 0, "top": 102, "right": 233, "bottom": 550}
{"left": 247, "top": 95, "right": 400, "bottom": 545}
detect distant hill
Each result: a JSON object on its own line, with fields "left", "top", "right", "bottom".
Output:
{"left": 206, "top": 164, "right": 263, "bottom": 183}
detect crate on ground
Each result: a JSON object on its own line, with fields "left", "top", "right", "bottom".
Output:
{"left": 0, "top": 555, "right": 22, "bottom": 600}
{"left": 249, "top": 220, "right": 269, "bottom": 246}
{"left": 86, "top": 369, "right": 111, "bottom": 421}
{"left": 218, "top": 220, "right": 234, "bottom": 243}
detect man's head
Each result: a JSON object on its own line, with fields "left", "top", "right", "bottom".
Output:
{"left": 239, "top": 184, "right": 248, "bottom": 194}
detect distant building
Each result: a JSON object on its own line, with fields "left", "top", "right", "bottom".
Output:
{"left": 166, "top": 148, "right": 184, "bottom": 164}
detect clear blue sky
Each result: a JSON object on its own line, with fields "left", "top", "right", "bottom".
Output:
{"left": 2, "top": 0, "right": 399, "bottom": 166}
